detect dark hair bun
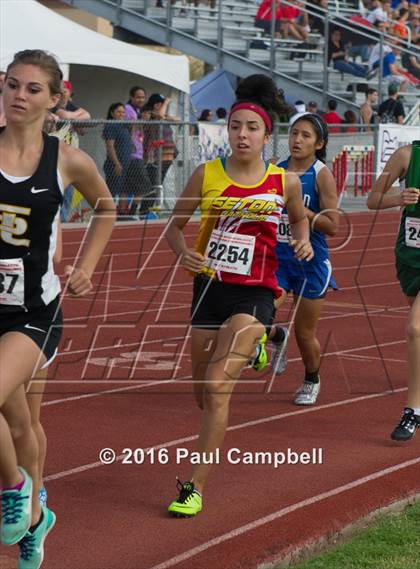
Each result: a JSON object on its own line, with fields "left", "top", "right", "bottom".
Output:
{"left": 235, "top": 74, "right": 282, "bottom": 119}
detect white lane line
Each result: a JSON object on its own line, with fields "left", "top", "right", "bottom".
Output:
{"left": 57, "top": 246, "right": 396, "bottom": 278}
{"left": 148, "top": 456, "right": 420, "bottom": 569}
{"left": 43, "top": 387, "right": 407, "bottom": 483}
{"left": 58, "top": 236, "right": 397, "bottom": 263}
{"left": 61, "top": 286, "right": 404, "bottom": 322}
{"left": 42, "top": 376, "right": 190, "bottom": 406}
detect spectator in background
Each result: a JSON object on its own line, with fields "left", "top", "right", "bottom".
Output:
{"left": 255, "top": 0, "right": 282, "bottom": 36}
{"left": 323, "top": 99, "right": 342, "bottom": 133}
{"left": 372, "top": 41, "right": 410, "bottom": 90}
{"left": 294, "top": 100, "right": 306, "bottom": 113}
{"left": 124, "top": 86, "right": 152, "bottom": 218}
{"left": 277, "top": 87, "right": 295, "bottom": 122}
{"left": 401, "top": 36, "right": 420, "bottom": 79}
{"left": 103, "top": 102, "right": 134, "bottom": 218}
{"left": 288, "top": 100, "right": 306, "bottom": 124}
{"left": 198, "top": 108, "right": 213, "bottom": 121}
{"left": 279, "top": 0, "right": 310, "bottom": 41}
{"left": 328, "top": 28, "right": 373, "bottom": 78}
{"left": 343, "top": 109, "right": 358, "bottom": 132}
{"left": 307, "top": 100, "right": 319, "bottom": 114}
{"left": 408, "top": 11, "right": 419, "bottom": 38}
{"left": 51, "top": 80, "right": 91, "bottom": 221}
{"left": 392, "top": 7, "right": 410, "bottom": 38}
{"left": 215, "top": 107, "right": 227, "bottom": 123}
{"left": 367, "top": 0, "right": 391, "bottom": 31}
{"left": 360, "top": 87, "right": 379, "bottom": 129}
{"left": 142, "top": 93, "right": 179, "bottom": 215}
{"left": 310, "top": 0, "right": 328, "bottom": 35}
{"left": 55, "top": 80, "right": 91, "bottom": 121}
{"left": 378, "top": 82, "right": 405, "bottom": 123}
{"left": 0, "top": 71, "right": 6, "bottom": 127}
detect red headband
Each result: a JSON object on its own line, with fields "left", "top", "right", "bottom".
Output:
{"left": 229, "top": 102, "right": 272, "bottom": 133}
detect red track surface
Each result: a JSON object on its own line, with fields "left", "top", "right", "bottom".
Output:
{"left": 1, "top": 211, "right": 419, "bottom": 569}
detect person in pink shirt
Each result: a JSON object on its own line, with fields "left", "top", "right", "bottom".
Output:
{"left": 123, "top": 86, "right": 152, "bottom": 219}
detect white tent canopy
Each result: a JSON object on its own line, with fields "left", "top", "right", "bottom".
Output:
{"left": 0, "top": 0, "right": 190, "bottom": 93}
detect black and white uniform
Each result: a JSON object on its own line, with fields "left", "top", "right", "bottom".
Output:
{"left": 0, "top": 131, "right": 64, "bottom": 365}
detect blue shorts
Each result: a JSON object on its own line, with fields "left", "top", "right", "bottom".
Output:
{"left": 276, "top": 258, "right": 337, "bottom": 299}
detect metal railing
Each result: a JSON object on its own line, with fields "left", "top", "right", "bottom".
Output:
{"left": 53, "top": 119, "right": 382, "bottom": 221}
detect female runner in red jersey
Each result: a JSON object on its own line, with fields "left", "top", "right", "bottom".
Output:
{"left": 166, "top": 74, "right": 314, "bottom": 517}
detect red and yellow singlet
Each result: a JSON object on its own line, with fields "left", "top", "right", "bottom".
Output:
{"left": 195, "top": 158, "right": 287, "bottom": 297}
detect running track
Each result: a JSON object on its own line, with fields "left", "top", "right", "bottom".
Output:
{"left": 1, "top": 210, "right": 419, "bottom": 569}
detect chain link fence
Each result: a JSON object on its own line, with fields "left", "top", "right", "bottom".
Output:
{"left": 53, "top": 120, "right": 378, "bottom": 221}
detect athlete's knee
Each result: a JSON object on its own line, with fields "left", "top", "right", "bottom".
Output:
{"left": 406, "top": 319, "right": 420, "bottom": 341}
{"left": 8, "top": 413, "right": 32, "bottom": 442}
{"left": 203, "top": 382, "right": 232, "bottom": 411}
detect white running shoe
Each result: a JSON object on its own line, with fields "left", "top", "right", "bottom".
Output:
{"left": 294, "top": 380, "right": 320, "bottom": 406}
{"left": 270, "top": 326, "right": 289, "bottom": 375}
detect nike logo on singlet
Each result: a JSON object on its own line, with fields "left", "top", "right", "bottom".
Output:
{"left": 30, "top": 187, "right": 49, "bottom": 194}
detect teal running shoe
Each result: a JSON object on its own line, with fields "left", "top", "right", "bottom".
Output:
{"left": 18, "top": 506, "right": 56, "bottom": 569}
{"left": 1, "top": 467, "right": 33, "bottom": 545}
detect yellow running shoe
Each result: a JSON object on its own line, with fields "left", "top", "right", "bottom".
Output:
{"left": 168, "top": 479, "right": 202, "bottom": 518}
{"left": 252, "top": 333, "right": 268, "bottom": 372}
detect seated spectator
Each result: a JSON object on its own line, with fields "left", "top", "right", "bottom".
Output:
{"left": 408, "top": 11, "right": 419, "bottom": 38}
{"left": 366, "top": 0, "right": 391, "bottom": 31}
{"left": 328, "top": 28, "right": 373, "bottom": 78}
{"left": 401, "top": 36, "right": 420, "bottom": 79}
{"left": 255, "top": 0, "right": 282, "bottom": 36}
{"left": 392, "top": 7, "right": 410, "bottom": 38}
{"left": 215, "top": 107, "right": 227, "bottom": 123}
{"left": 378, "top": 82, "right": 405, "bottom": 123}
{"left": 371, "top": 41, "right": 410, "bottom": 90}
{"left": 343, "top": 109, "right": 358, "bottom": 132}
{"left": 279, "top": 0, "right": 310, "bottom": 41}
{"left": 344, "top": 17, "right": 377, "bottom": 62}
{"left": 103, "top": 102, "right": 134, "bottom": 217}
{"left": 323, "top": 99, "right": 342, "bottom": 133}
{"left": 309, "top": 0, "right": 328, "bottom": 35}
{"left": 360, "top": 88, "right": 379, "bottom": 129}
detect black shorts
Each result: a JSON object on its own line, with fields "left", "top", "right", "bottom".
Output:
{"left": 0, "top": 296, "right": 63, "bottom": 367}
{"left": 191, "top": 275, "right": 275, "bottom": 330}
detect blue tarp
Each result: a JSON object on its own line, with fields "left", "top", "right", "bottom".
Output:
{"left": 190, "top": 69, "right": 236, "bottom": 118}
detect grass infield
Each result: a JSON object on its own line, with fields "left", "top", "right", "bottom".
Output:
{"left": 287, "top": 500, "right": 420, "bottom": 569}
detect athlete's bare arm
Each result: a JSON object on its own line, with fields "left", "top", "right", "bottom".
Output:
{"left": 285, "top": 171, "right": 314, "bottom": 261}
{"left": 367, "top": 145, "right": 419, "bottom": 210}
{"left": 166, "top": 164, "right": 206, "bottom": 273}
{"left": 309, "top": 166, "right": 339, "bottom": 236}
{"left": 59, "top": 143, "right": 116, "bottom": 296}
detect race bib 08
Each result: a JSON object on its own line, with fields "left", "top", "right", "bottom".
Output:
{"left": 206, "top": 229, "right": 255, "bottom": 275}
{"left": 277, "top": 213, "right": 291, "bottom": 243}
{"left": 0, "top": 258, "right": 25, "bottom": 306}
{"left": 405, "top": 217, "right": 420, "bottom": 249}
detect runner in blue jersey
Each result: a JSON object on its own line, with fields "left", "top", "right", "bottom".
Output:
{"left": 257, "top": 113, "right": 339, "bottom": 405}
